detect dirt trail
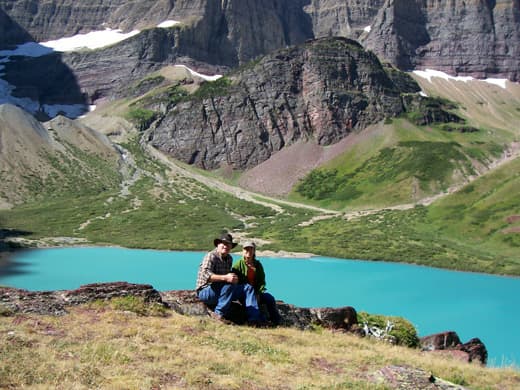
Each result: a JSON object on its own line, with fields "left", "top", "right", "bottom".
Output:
{"left": 144, "top": 141, "right": 520, "bottom": 224}
{"left": 144, "top": 143, "right": 339, "bottom": 216}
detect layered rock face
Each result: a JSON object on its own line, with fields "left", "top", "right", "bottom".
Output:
{"left": 149, "top": 37, "right": 419, "bottom": 170}
{"left": 3, "top": 0, "right": 314, "bottom": 103}
{"left": 0, "top": 0, "right": 313, "bottom": 62}
{"left": 363, "top": 0, "right": 520, "bottom": 81}
{"left": 304, "top": 0, "right": 386, "bottom": 39}
{"left": 0, "top": 0, "right": 190, "bottom": 41}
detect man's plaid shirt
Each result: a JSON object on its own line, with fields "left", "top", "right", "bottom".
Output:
{"left": 196, "top": 249, "right": 233, "bottom": 291}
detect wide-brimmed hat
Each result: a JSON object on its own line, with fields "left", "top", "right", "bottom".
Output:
{"left": 213, "top": 233, "right": 237, "bottom": 248}
{"left": 242, "top": 241, "right": 256, "bottom": 249}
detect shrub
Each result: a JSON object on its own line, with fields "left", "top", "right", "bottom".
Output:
{"left": 191, "top": 77, "right": 232, "bottom": 100}
{"left": 357, "top": 311, "right": 420, "bottom": 348}
{"left": 125, "top": 108, "right": 157, "bottom": 131}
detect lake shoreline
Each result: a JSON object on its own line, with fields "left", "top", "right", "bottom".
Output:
{"left": 2, "top": 235, "right": 520, "bottom": 278}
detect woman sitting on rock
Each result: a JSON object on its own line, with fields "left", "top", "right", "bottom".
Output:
{"left": 232, "top": 241, "right": 281, "bottom": 326}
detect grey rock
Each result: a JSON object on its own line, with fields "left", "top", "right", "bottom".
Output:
{"left": 363, "top": 0, "right": 520, "bottom": 81}
{"left": 420, "top": 331, "right": 488, "bottom": 365}
{"left": 370, "top": 365, "right": 469, "bottom": 389}
{"left": 2, "top": 0, "right": 519, "bottom": 111}
{"left": 0, "top": 282, "right": 358, "bottom": 331}
{"left": 305, "top": 0, "right": 386, "bottom": 39}
{"left": 149, "top": 37, "right": 419, "bottom": 170}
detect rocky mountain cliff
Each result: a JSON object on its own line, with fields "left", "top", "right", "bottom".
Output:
{"left": 149, "top": 37, "right": 420, "bottom": 170}
{"left": 1, "top": 0, "right": 518, "bottom": 117}
{"left": 362, "top": 0, "right": 520, "bottom": 81}
{"left": 2, "top": 0, "right": 518, "bottom": 83}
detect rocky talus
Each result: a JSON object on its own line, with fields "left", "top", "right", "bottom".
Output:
{"left": 149, "top": 37, "right": 420, "bottom": 170}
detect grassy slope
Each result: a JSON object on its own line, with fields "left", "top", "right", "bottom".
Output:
{"left": 1, "top": 303, "right": 519, "bottom": 389}
{"left": 283, "top": 76, "right": 520, "bottom": 274}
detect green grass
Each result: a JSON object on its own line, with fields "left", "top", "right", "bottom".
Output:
{"left": 292, "top": 115, "right": 512, "bottom": 211}
{"left": 246, "top": 205, "right": 520, "bottom": 275}
{"left": 0, "top": 138, "right": 282, "bottom": 250}
{"left": 295, "top": 140, "right": 475, "bottom": 203}
{"left": 124, "top": 107, "right": 157, "bottom": 131}
{"left": 190, "top": 77, "right": 233, "bottom": 100}
{"left": 426, "top": 156, "right": 520, "bottom": 260}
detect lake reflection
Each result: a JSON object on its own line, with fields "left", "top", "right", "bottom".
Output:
{"left": 1, "top": 246, "right": 519, "bottom": 368}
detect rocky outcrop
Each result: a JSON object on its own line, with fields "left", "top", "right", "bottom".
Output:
{"left": 160, "top": 288, "right": 358, "bottom": 330}
{"left": 0, "top": 282, "right": 358, "bottom": 331}
{"left": 370, "top": 365, "right": 470, "bottom": 389}
{"left": 362, "top": 0, "right": 520, "bottom": 81}
{"left": 0, "top": 282, "right": 162, "bottom": 316}
{"left": 420, "top": 331, "right": 488, "bottom": 365}
{"left": 0, "top": 281, "right": 488, "bottom": 368}
{"left": 149, "top": 37, "right": 420, "bottom": 170}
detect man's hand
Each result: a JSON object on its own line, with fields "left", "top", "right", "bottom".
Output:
{"left": 224, "top": 272, "right": 238, "bottom": 284}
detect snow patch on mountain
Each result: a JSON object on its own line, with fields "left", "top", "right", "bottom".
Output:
{"left": 0, "top": 21, "right": 216, "bottom": 119}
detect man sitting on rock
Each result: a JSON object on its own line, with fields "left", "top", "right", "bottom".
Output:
{"left": 195, "top": 233, "right": 263, "bottom": 325}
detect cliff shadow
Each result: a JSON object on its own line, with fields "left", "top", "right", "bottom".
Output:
{"left": 0, "top": 9, "right": 88, "bottom": 119}
{"left": 0, "top": 228, "right": 34, "bottom": 279}
{"left": 2, "top": 52, "right": 88, "bottom": 119}
{"left": 0, "top": 8, "right": 33, "bottom": 49}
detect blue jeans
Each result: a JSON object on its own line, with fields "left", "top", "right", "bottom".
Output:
{"left": 197, "top": 283, "right": 262, "bottom": 322}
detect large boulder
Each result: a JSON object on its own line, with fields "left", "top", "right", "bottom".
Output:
{"left": 420, "top": 331, "right": 488, "bottom": 365}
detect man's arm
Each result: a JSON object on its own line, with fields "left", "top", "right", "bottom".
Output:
{"left": 209, "top": 273, "right": 238, "bottom": 283}
{"left": 198, "top": 252, "right": 238, "bottom": 288}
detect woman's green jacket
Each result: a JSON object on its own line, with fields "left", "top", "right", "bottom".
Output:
{"left": 232, "top": 257, "right": 267, "bottom": 293}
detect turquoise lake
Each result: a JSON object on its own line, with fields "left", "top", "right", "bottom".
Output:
{"left": 1, "top": 246, "right": 519, "bottom": 368}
